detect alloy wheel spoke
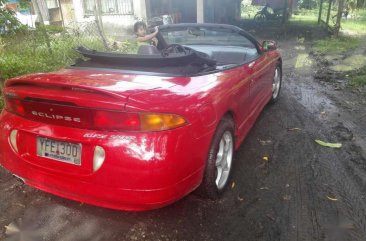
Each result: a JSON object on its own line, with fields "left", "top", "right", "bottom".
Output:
{"left": 215, "top": 139, "right": 224, "bottom": 166}
{"left": 215, "top": 131, "right": 233, "bottom": 189}
{"left": 216, "top": 166, "right": 223, "bottom": 185}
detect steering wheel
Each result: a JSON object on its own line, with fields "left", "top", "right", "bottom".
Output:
{"left": 161, "top": 44, "right": 187, "bottom": 57}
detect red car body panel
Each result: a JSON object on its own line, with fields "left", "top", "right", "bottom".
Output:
{"left": 0, "top": 45, "right": 280, "bottom": 210}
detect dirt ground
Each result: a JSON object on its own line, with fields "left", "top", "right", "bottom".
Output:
{"left": 1, "top": 24, "right": 366, "bottom": 241}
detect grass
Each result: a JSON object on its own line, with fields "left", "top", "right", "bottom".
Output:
{"left": 0, "top": 29, "right": 103, "bottom": 80}
{"left": 328, "top": 8, "right": 366, "bottom": 34}
{"left": 341, "top": 9, "right": 366, "bottom": 34}
{"left": 291, "top": 7, "right": 366, "bottom": 34}
{"left": 289, "top": 14, "right": 318, "bottom": 26}
{"left": 0, "top": 27, "right": 138, "bottom": 110}
{"left": 0, "top": 28, "right": 137, "bottom": 80}
{"left": 312, "top": 35, "right": 362, "bottom": 54}
{"left": 350, "top": 74, "right": 366, "bottom": 87}
{"left": 349, "top": 67, "right": 366, "bottom": 87}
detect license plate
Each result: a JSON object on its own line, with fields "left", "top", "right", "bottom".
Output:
{"left": 36, "top": 137, "right": 82, "bottom": 165}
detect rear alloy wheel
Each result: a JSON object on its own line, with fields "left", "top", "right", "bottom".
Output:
{"left": 270, "top": 65, "right": 282, "bottom": 103}
{"left": 196, "top": 116, "right": 234, "bottom": 199}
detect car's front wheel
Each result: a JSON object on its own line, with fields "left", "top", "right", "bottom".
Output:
{"left": 197, "top": 116, "right": 235, "bottom": 199}
{"left": 269, "top": 64, "right": 282, "bottom": 103}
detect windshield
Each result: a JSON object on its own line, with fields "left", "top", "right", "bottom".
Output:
{"left": 160, "top": 26, "right": 256, "bottom": 48}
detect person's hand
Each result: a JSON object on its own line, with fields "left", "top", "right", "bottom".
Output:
{"left": 152, "top": 37, "right": 158, "bottom": 46}
{"left": 154, "top": 26, "right": 159, "bottom": 33}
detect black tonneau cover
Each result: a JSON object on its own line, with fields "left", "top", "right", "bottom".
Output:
{"left": 75, "top": 46, "right": 216, "bottom": 68}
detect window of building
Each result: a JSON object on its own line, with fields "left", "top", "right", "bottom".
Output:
{"left": 82, "top": 0, "right": 134, "bottom": 15}
{"left": 46, "top": 0, "right": 59, "bottom": 9}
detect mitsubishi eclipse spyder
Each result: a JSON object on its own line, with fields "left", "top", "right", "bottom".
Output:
{"left": 0, "top": 24, "right": 282, "bottom": 211}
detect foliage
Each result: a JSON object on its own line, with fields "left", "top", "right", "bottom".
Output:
{"left": 350, "top": 74, "right": 366, "bottom": 87}
{"left": 313, "top": 36, "right": 362, "bottom": 54}
{"left": 241, "top": 0, "right": 262, "bottom": 19}
{"left": 0, "top": 0, "right": 22, "bottom": 33}
{"left": 18, "top": 0, "right": 31, "bottom": 9}
{"left": 341, "top": 8, "right": 366, "bottom": 34}
{"left": 289, "top": 9, "right": 318, "bottom": 25}
{"left": 349, "top": 68, "right": 366, "bottom": 87}
{"left": 298, "top": 0, "right": 318, "bottom": 9}
{"left": 0, "top": 27, "right": 138, "bottom": 80}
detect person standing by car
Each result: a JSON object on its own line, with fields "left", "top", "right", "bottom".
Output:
{"left": 134, "top": 21, "right": 159, "bottom": 47}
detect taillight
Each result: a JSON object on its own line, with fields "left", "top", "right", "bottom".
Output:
{"left": 4, "top": 96, "right": 188, "bottom": 132}
{"left": 4, "top": 97, "right": 25, "bottom": 116}
{"left": 94, "top": 110, "right": 140, "bottom": 131}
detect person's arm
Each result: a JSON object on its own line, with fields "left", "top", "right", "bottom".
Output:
{"left": 137, "top": 27, "right": 159, "bottom": 42}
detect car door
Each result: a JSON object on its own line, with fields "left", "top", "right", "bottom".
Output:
{"left": 249, "top": 52, "right": 273, "bottom": 112}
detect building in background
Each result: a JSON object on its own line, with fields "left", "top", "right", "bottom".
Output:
{"left": 65, "top": 0, "right": 242, "bottom": 34}
{"left": 21, "top": 0, "right": 242, "bottom": 35}
{"left": 3, "top": 0, "right": 37, "bottom": 27}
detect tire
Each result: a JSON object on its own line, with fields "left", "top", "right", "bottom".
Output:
{"left": 196, "top": 116, "right": 235, "bottom": 199}
{"left": 269, "top": 64, "right": 282, "bottom": 104}
{"left": 254, "top": 13, "right": 266, "bottom": 22}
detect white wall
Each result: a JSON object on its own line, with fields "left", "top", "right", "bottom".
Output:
{"left": 70, "top": 0, "right": 146, "bottom": 35}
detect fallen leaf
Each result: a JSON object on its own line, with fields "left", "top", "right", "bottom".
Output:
{"left": 258, "top": 139, "right": 272, "bottom": 145}
{"left": 326, "top": 196, "right": 338, "bottom": 201}
{"left": 340, "top": 223, "right": 355, "bottom": 230}
{"left": 256, "top": 162, "right": 267, "bottom": 170}
{"left": 263, "top": 156, "right": 269, "bottom": 161}
{"left": 283, "top": 195, "right": 291, "bottom": 201}
{"left": 287, "top": 127, "right": 302, "bottom": 131}
{"left": 266, "top": 214, "right": 276, "bottom": 221}
{"left": 15, "top": 203, "right": 25, "bottom": 208}
{"left": 4, "top": 222, "right": 20, "bottom": 235}
{"left": 231, "top": 182, "right": 236, "bottom": 189}
{"left": 315, "top": 139, "right": 342, "bottom": 148}
{"left": 238, "top": 197, "right": 244, "bottom": 202}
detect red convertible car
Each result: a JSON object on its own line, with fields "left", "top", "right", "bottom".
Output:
{"left": 0, "top": 24, "right": 282, "bottom": 211}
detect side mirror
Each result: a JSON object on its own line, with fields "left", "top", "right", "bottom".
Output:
{"left": 262, "top": 40, "right": 277, "bottom": 51}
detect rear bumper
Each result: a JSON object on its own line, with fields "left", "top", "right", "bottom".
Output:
{"left": 0, "top": 110, "right": 213, "bottom": 211}
{"left": 6, "top": 160, "right": 203, "bottom": 211}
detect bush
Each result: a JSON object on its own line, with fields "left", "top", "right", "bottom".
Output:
{"left": 0, "top": 25, "right": 138, "bottom": 111}
{"left": 0, "top": 0, "right": 22, "bottom": 34}
{"left": 0, "top": 27, "right": 138, "bottom": 80}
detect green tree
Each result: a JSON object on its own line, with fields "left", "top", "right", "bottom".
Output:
{"left": 0, "top": 0, "right": 23, "bottom": 33}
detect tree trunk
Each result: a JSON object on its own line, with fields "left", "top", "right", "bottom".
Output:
{"left": 356, "top": 0, "right": 364, "bottom": 8}
{"left": 334, "top": 0, "right": 345, "bottom": 36}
